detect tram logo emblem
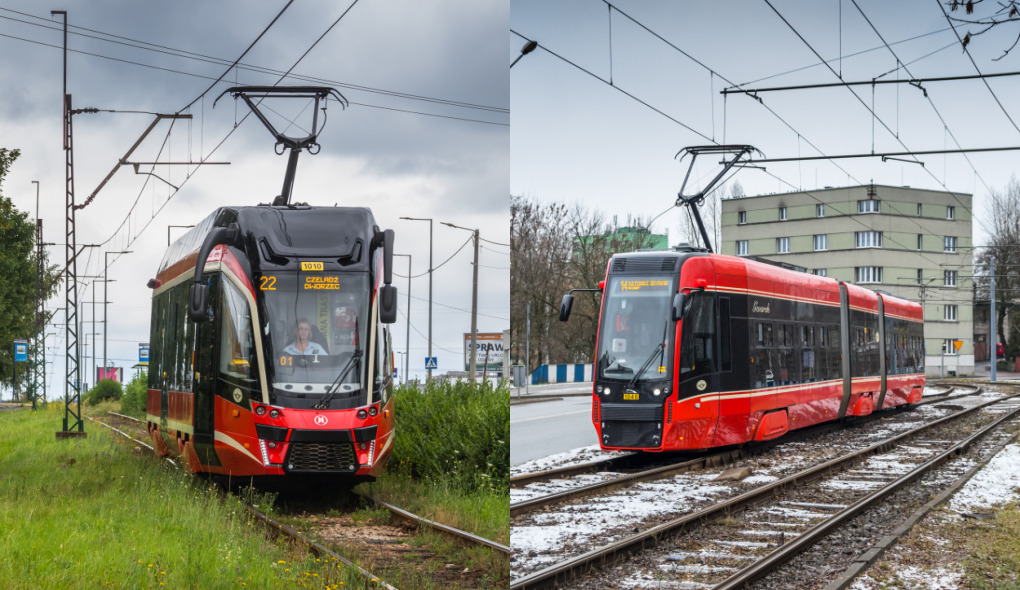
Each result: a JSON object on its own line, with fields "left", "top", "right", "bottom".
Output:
{"left": 752, "top": 300, "right": 771, "bottom": 314}
{"left": 232, "top": 388, "right": 243, "bottom": 403}
{"left": 314, "top": 415, "right": 328, "bottom": 426}
{"left": 696, "top": 380, "right": 707, "bottom": 391}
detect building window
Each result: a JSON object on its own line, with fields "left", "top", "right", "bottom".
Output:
{"left": 917, "top": 203, "right": 923, "bottom": 216}
{"left": 738, "top": 211, "right": 747, "bottom": 225}
{"left": 917, "top": 269, "right": 923, "bottom": 284}
{"left": 779, "top": 206, "right": 788, "bottom": 221}
{"left": 816, "top": 204, "right": 825, "bottom": 218}
{"left": 942, "top": 339, "right": 958, "bottom": 355}
{"left": 777, "top": 237, "right": 790, "bottom": 253}
{"left": 944, "top": 270, "right": 957, "bottom": 287}
{"left": 855, "top": 266, "right": 883, "bottom": 283}
{"left": 858, "top": 199, "right": 880, "bottom": 213}
{"left": 945, "top": 305, "right": 958, "bottom": 321}
{"left": 737, "top": 240, "right": 749, "bottom": 256}
{"left": 855, "top": 231, "right": 883, "bottom": 248}
{"left": 947, "top": 205, "right": 955, "bottom": 220}
{"left": 944, "top": 236, "right": 957, "bottom": 253}
{"left": 813, "top": 234, "right": 827, "bottom": 251}
{"left": 813, "top": 269, "right": 828, "bottom": 277}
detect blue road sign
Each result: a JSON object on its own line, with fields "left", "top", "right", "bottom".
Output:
{"left": 13, "top": 339, "right": 28, "bottom": 362}
{"left": 425, "top": 357, "right": 438, "bottom": 370}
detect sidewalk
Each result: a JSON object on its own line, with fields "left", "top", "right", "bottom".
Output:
{"left": 509, "top": 381, "right": 591, "bottom": 404}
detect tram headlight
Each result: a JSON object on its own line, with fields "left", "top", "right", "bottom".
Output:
{"left": 269, "top": 409, "right": 280, "bottom": 419}
{"left": 368, "top": 406, "right": 378, "bottom": 417}
{"left": 255, "top": 406, "right": 267, "bottom": 416}
{"left": 653, "top": 388, "right": 662, "bottom": 396}
{"left": 357, "top": 409, "right": 368, "bottom": 420}
{"left": 603, "top": 387, "right": 611, "bottom": 396}
{"left": 596, "top": 385, "right": 603, "bottom": 394}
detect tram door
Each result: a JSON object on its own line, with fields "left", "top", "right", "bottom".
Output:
{"left": 191, "top": 274, "right": 221, "bottom": 467}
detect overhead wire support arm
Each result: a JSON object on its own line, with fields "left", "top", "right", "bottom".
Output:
{"left": 674, "top": 145, "right": 761, "bottom": 254}
{"left": 214, "top": 86, "right": 348, "bottom": 206}
{"left": 76, "top": 113, "right": 193, "bottom": 211}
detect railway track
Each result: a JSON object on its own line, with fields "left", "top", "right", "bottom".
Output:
{"left": 511, "top": 383, "right": 1020, "bottom": 589}
{"left": 511, "top": 384, "right": 986, "bottom": 517}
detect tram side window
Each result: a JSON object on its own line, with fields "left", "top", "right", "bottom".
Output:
{"left": 827, "top": 324, "right": 842, "bottom": 379}
{"left": 751, "top": 321, "right": 774, "bottom": 388}
{"left": 375, "top": 325, "right": 394, "bottom": 403}
{"left": 679, "top": 293, "right": 716, "bottom": 378}
{"left": 174, "top": 285, "right": 187, "bottom": 391}
{"left": 219, "top": 279, "right": 256, "bottom": 381}
{"left": 148, "top": 293, "right": 166, "bottom": 391}
{"left": 801, "top": 324, "right": 816, "bottom": 382}
{"left": 776, "top": 323, "right": 796, "bottom": 383}
{"left": 718, "top": 297, "right": 731, "bottom": 372}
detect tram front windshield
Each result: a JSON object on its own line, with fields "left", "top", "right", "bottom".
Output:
{"left": 262, "top": 272, "right": 369, "bottom": 397}
{"left": 596, "top": 275, "right": 675, "bottom": 382}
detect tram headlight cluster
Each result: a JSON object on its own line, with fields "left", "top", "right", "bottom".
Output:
{"left": 255, "top": 406, "right": 267, "bottom": 416}
{"left": 269, "top": 409, "right": 281, "bottom": 419}
{"left": 596, "top": 385, "right": 611, "bottom": 396}
{"left": 357, "top": 409, "right": 368, "bottom": 420}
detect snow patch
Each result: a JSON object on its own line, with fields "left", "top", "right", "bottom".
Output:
{"left": 949, "top": 443, "right": 1020, "bottom": 513}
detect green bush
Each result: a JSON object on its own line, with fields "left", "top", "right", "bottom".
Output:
{"left": 85, "top": 379, "right": 123, "bottom": 406}
{"left": 389, "top": 380, "right": 509, "bottom": 495}
{"left": 120, "top": 370, "right": 148, "bottom": 417}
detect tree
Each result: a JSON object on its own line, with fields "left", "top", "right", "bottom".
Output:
{"left": 0, "top": 148, "right": 61, "bottom": 399}
{"left": 946, "top": 0, "right": 1020, "bottom": 59}
{"left": 974, "top": 175, "right": 1020, "bottom": 358}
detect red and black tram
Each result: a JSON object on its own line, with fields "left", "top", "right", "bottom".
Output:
{"left": 561, "top": 248, "right": 925, "bottom": 452}
{"left": 145, "top": 205, "right": 398, "bottom": 482}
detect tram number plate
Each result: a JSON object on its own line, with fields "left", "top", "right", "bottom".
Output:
{"left": 623, "top": 393, "right": 639, "bottom": 401}
{"left": 301, "top": 261, "right": 324, "bottom": 271}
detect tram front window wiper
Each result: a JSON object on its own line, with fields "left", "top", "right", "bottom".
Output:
{"left": 313, "top": 349, "right": 363, "bottom": 410}
{"left": 626, "top": 324, "right": 668, "bottom": 389}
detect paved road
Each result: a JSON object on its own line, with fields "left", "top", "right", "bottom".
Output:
{"left": 510, "top": 394, "right": 597, "bottom": 466}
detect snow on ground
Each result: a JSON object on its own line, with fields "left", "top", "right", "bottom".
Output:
{"left": 510, "top": 471, "right": 618, "bottom": 503}
{"left": 511, "top": 444, "right": 622, "bottom": 477}
{"left": 511, "top": 473, "right": 732, "bottom": 571}
{"left": 948, "top": 443, "right": 1020, "bottom": 513}
{"left": 850, "top": 567, "right": 964, "bottom": 590}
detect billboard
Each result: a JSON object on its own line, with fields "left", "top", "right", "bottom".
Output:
{"left": 463, "top": 333, "right": 504, "bottom": 372}
{"left": 139, "top": 343, "right": 149, "bottom": 366}
{"left": 97, "top": 367, "right": 123, "bottom": 383}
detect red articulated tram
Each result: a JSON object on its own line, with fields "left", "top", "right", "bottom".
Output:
{"left": 559, "top": 145, "right": 925, "bottom": 453}
{"left": 146, "top": 206, "right": 398, "bottom": 482}
{"left": 144, "top": 86, "right": 400, "bottom": 484}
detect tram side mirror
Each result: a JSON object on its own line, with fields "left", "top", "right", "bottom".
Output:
{"left": 671, "top": 292, "right": 685, "bottom": 322}
{"left": 188, "top": 283, "right": 210, "bottom": 323}
{"left": 379, "top": 284, "right": 398, "bottom": 324}
{"left": 559, "top": 293, "right": 574, "bottom": 322}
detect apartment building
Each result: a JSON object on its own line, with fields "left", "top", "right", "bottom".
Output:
{"left": 720, "top": 184, "right": 973, "bottom": 376}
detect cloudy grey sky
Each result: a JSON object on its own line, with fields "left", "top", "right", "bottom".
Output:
{"left": 512, "top": 0, "right": 1020, "bottom": 249}
{"left": 1, "top": 0, "right": 508, "bottom": 394}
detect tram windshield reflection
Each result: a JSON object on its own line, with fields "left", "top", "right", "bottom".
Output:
{"left": 596, "top": 275, "right": 675, "bottom": 382}
{"left": 261, "top": 272, "right": 370, "bottom": 395}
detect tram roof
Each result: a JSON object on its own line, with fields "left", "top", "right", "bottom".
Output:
{"left": 159, "top": 205, "right": 379, "bottom": 275}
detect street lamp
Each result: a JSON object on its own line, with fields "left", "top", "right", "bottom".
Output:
{"left": 400, "top": 217, "right": 433, "bottom": 380}
{"left": 394, "top": 254, "right": 412, "bottom": 384}
{"left": 168, "top": 225, "right": 194, "bottom": 246}
{"left": 511, "top": 39, "right": 538, "bottom": 69}
{"left": 104, "top": 251, "right": 131, "bottom": 375}
{"left": 441, "top": 221, "right": 480, "bottom": 383}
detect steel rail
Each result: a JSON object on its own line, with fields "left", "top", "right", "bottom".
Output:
{"left": 88, "top": 415, "right": 395, "bottom": 589}
{"left": 715, "top": 396, "right": 1020, "bottom": 590}
{"left": 510, "top": 390, "right": 1013, "bottom": 589}
{"left": 511, "top": 386, "right": 984, "bottom": 517}
{"left": 105, "top": 412, "right": 507, "bottom": 554}
{"left": 362, "top": 494, "right": 511, "bottom": 555}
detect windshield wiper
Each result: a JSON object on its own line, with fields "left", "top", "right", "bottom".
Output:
{"left": 313, "top": 349, "right": 363, "bottom": 410}
{"left": 626, "top": 324, "right": 669, "bottom": 389}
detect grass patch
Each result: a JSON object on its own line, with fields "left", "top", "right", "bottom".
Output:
{"left": 960, "top": 502, "right": 1020, "bottom": 588}
{"left": 0, "top": 405, "right": 372, "bottom": 589}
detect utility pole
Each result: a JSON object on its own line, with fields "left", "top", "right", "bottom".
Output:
{"left": 441, "top": 222, "right": 480, "bottom": 382}
{"left": 52, "top": 9, "right": 85, "bottom": 439}
{"left": 401, "top": 217, "right": 433, "bottom": 380}
{"left": 31, "top": 180, "right": 46, "bottom": 409}
{"left": 395, "top": 254, "right": 412, "bottom": 383}
{"left": 104, "top": 251, "right": 130, "bottom": 375}
{"left": 991, "top": 256, "right": 997, "bottom": 383}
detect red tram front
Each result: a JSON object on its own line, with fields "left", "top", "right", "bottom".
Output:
{"left": 145, "top": 205, "right": 398, "bottom": 482}
{"left": 561, "top": 247, "right": 925, "bottom": 453}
